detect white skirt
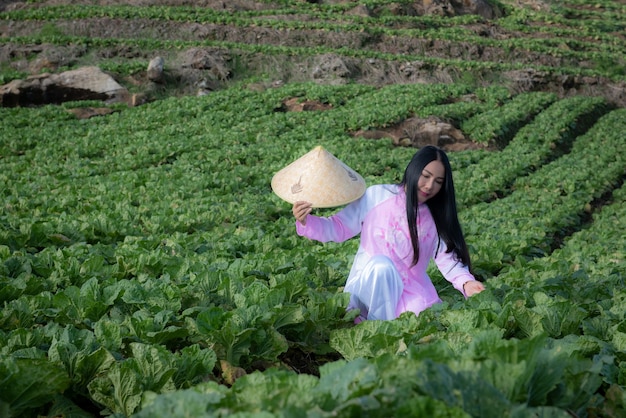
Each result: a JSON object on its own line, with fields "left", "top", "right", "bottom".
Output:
{"left": 344, "top": 255, "right": 403, "bottom": 321}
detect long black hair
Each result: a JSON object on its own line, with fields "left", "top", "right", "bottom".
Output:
{"left": 399, "top": 145, "right": 471, "bottom": 270}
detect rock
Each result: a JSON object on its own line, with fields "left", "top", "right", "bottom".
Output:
{"left": 386, "top": 3, "right": 418, "bottom": 16}
{"left": 417, "top": 0, "right": 497, "bottom": 18}
{"left": 58, "top": 67, "right": 125, "bottom": 95}
{"left": 311, "top": 54, "right": 353, "bottom": 84}
{"left": 180, "top": 48, "right": 231, "bottom": 80}
{"left": 346, "top": 5, "right": 371, "bottom": 17}
{"left": 399, "top": 61, "right": 428, "bottom": 77}
{"left": 147, "top": 56, "right": 165, "bottom": 83}
{"left": 502, "top": 68, "right": 550, "bottom": 91}
{"left": 420, "top": 0, "right": 455, "bottom": 17}
{"left": 450, "top": 0, "right": 498, "bottom": 19}
{"left": 196, "top": 78, "right": 217, "bottom": 96}
{"left": 399, "top": 117, "right": 466, "bottom": 148}
{"left": 354, "top": 116, "right": 475, "bottom": 151}
{"left": 0, "top": 66, "right": 128, "bottom": 107}
{"left": 29, "top": 57, "right": 57, "bottom": 73}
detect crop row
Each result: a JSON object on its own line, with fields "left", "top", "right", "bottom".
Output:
{"left": 2, "top": 5, "right": 623, "bottom": 80}
{"left": 498, "top": 16, "right": 625, "bottom": 51}
{"left": 491, "top": 182, "right": 626, "bottom": 341}
{"left": 0, "top": 81, "right": 594, "bottom": 271}
{"left": 455, "top": 95, "right": 609, "bottom": 206}
{"left": 0, "top": 83, "right": 616, "bottom": 252}
{"left": 2, "top": 82, "right": 621, "bottom": 284}
{"left": 320, "top": 186, "right": 626, "bottom": 418}
{"left": 3, "top": 82, "right": 475, "bottom": 248}
{"left": 461, "top": 108, "right": 626, "bottom": 275}
{"left": 460, "top": 91, "right": 557, "bottom": 146}
{"left": 0, "top": 4, "right": 481, "bottom": 26}
{"left": 2, "top": 82, "right": 625, "bottom": 416}
{"left": 3, "top": 3, "right": 623, "bottom": 43}
{"left": 1, "top": 33, "right": 551, "bottom": 73}
{"left": 416, "top": 85, "right": 512, "bottom": 125}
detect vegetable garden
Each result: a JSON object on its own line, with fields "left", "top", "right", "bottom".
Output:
{"left": 1, "top": 1, "right": 625, "bottom": 417}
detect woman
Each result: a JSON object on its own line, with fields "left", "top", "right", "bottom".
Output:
{"left": 292, "top": 145, "right": 485, "bottom": 322}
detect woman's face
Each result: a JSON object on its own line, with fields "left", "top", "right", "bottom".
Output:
{"left": 417, "top": 159, "right": 445, "bottom": 203}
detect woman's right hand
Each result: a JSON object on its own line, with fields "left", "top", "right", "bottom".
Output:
{"left": 292, "top": 201, "right": 313, "bottom": 226}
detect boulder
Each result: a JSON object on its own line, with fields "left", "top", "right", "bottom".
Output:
{"left": 180, "top": 48, "right": 231, "bottom": 80}
{"left": 417, "top": 0, "right": 497, "bottom": 18}
{"left": 354, "top": 116, "right": 476, "bottom": 151}
{"left": 346, "top": 5, "right": 371, "bottom": 17}
{"left": 311, "top": 54, "right": 354, "bottom": 84}
{"left": 450, "top": 0, "right": 498, "bottom": 19}
{"left": 396, "top": 117, "right": 467, "bottom": 148}
{"left": 0, "top": 66, "right": 128, "bottom": 107}
{"left": 147, "top": 56, "right": 165, "bottom": 83}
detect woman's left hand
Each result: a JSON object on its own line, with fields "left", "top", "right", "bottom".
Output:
{"left": 463, "top": 280, "right": 485, "bottom": 297}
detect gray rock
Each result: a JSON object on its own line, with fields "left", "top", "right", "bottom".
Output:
{"left": 0, "top": 66, "right": 128, "bottom": 107}
{"left": 147, "top": 56, "right": 165, "bottom": 83}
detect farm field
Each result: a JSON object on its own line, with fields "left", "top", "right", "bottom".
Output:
{"left": 1, "top": 0, "right": 626, "bottom": 417}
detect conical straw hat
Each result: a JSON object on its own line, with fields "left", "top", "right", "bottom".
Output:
{"left": 271, "top": 146, "right": 366, "bottom": 208}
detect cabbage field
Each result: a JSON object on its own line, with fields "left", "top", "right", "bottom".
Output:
{"left": 1, "top": 0, "right": 625, "bottom": 417}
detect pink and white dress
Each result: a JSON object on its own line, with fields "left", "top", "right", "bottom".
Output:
{"left": 296, "top": 184, "right": 477, "bottom": 320}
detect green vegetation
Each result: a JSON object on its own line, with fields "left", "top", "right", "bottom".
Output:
{"left": 1, "top": 0, "right": 625, "bottom": 417}
{"left": 2, "top": 80, "right": 625, "bottom": 417}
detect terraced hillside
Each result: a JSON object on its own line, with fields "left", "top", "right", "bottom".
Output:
{"left": 1, "top": 1, "right": 625, "bottom": 418}
{"left": 1, "top": 0, "right": 625, "bottom": 105}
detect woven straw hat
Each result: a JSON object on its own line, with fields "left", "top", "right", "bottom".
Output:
{"left": 271, "top": 146, "right": 366, "bottom": 208}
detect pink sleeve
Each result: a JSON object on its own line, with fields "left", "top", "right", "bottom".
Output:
{"left": 295, "top": 200, "right": 364, "bottom": 243}
{"left": 433, "top": 239, "right": 476, "bottom": 298}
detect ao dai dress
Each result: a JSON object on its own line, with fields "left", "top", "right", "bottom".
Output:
{"left": 296, "top": 184, "right": 477, "bottom": 320}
